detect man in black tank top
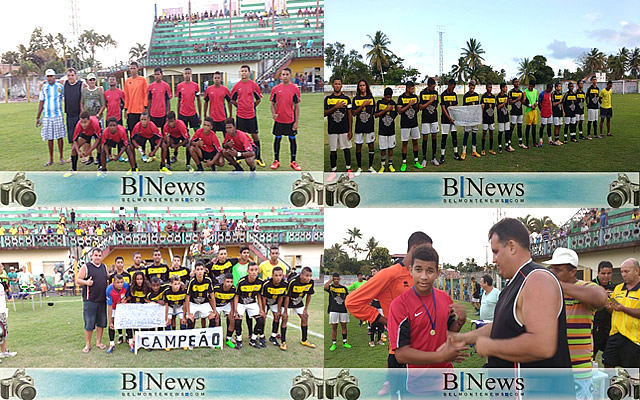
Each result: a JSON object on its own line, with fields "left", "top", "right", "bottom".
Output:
{"left": 76, "top": 247, "right": 109, "bottom": 353}
{"left": 458, "top": 218, "right": 571, "bottom": 368}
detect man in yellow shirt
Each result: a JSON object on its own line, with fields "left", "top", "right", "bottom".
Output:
{"left": 599, "top": 80, "right": 613, "bottom": 137}
{"left": 0, "top": 226, "right": 5, "bottom": 235}
{"left": 9, "top": 225, "right": 17, "bottom": 235}
{"left": 259, "top": 246, "right": 287, "bottom": 280}
{"left": 603, "top": 258, "right": 640, "bottom": 368}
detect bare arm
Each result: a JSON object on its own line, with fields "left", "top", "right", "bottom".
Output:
{"left": 293, "top": 102, "right": 300, "bottom": 131}
{"left": 395, "top": 336, "right": 469, "bottom": 365}
{"left": 560, "top": 281, "right": 607, "bottom": 309}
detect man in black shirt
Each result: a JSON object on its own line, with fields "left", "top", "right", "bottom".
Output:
{"left": 64, "top": 68, "right": 84, "bottom": 147}
{"left": 374, "top": 88, "right": 397, "bottom": 173}
{"left": 562, "top": 82, "right": 578, "bottom": 143}
{"left": 351, "top": 79, "right": 376, "bottom": 175}
{"left": 508, "top": 78, "right": 525, "bottom": 148}
{"left": 481, "top": 84, "right": 497, "bottom": 155}
{"left": 128, "top": 251, "right": 146, "bottom": 277}
{"left": 261, "top": 266, "right": 288, "bottom": 348}
{"left": 462, "top": 80, "right": 481, "bottom": 159}
{"left": 213, "top": 273, "right": 237, "bottom": 349}
{"left": 496, "top": 83, "right": 511, "bottom": 153}
{"left": 76, "top": 247, "right": 109, "bottom": 353}
{"left": 324, "top": 77, "right": 353, "bottom": 179}
{"left": 591, "top": 261, "right": 615, "bottom": 361}
{"left": 285, "top": 266, "right": 316, "bottom": 349}
{"left": 586, "top": 76, "right": 600, "bottom": 138}
{"left": 233, "top": 263, "right": 265, "bottom": 349}
{"left": 208, "top": 246, "right": 237, "bottom": 284}
{"left": 418, "top": 77, "right": 440, "bottom": 167}
{"left": 168, "top": 255, "right": 190, "bottom": 285}
{"left": 575, "top": 80, "right": 586, "bottom": 139}
{"left": 146, "top": 248, "right": 169, "bottom": 282}
{"left": 440, "top": 79, "right": 462, "bottom": 163}
{"left": 552, "top": 82, "right": 565, "bottom": 145}
{"left": 325, "top": 273, "right": 351, "bottom": 351}
{"left": 397, "top": 81, "right": 422, "bottom": 172}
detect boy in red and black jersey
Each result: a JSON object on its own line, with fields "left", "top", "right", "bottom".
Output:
{"left": 148, "top": 67, "right": 172, "bottom": 132}
{"left": 269, "top": 67, "right": 302, "bottom": 171}
{"left": 189, "top": 117, "right": 224, "bottom": 171}
{"left": 100, "top": 117, "right": 137, "bottom": 172}
{"left": 222, "top": 118, "right": 257, "bottom": 172}
{"left": 130, "top": 113, "right": 170, "bottom": 172}
{"left": 163, "top": 111, "right": 191, "bottom": 170}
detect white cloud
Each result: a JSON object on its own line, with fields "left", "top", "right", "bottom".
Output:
{"left": 621, "top": 20, "right": 629, "bottom": 26}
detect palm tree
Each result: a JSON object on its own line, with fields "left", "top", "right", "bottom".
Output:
{"left": 55, "top": 33, "right": 68, "bottom": 68}
{"left": 583, "top": 48, "right": 606, "bottom": 73}
{"left": 363, "top": 31, "right": 393, "bottom": 83}
{"left": 364, "top": 237, "right": 379, "bottom": 261}
{"left": 343, "top": 227, "right": 363, "bottom": 259}
{"left": 129, "top": 43, "right": 147, "bottom": 64}
{"left": 461, "top": 38, "right": 485, "bottom": 79}
{"left": 629, "top": 47, "right": 640, "bottom": 78}
{"left": 516, "top": 214, "right": 535, "bottom": 233}
{"left": 607, "top": 54, "right": 626, "bottom": 80}
{"left": 79, "top": 29, "right": 109, "bottom": 71}
{"left": 517, "top": 58, "right": 535, "bottom": 86}
{"left": 451, "top": 57, "right": 470, "bottom": 84}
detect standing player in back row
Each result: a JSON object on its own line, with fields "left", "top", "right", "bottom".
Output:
{"left": 123, "top": 62, "right": 148, "bottom": 135}
{"left": 575, "top": 80, "right": 586, "bottom": 140}
{"left": 351, "top": 79, "right": 376, "bottom": 175}
{"left": 148, "top": 67, "right": 172, "bottom": 136}
{"left": 508, "top": 78, "right": 525, "bottom": 149}
{"left": 231, "top": 65, "right": 264, "bottom": 167}
{"left": 419, "top": 77, "right": 440, "bottom": 167}
{"left": 325, "top": 77, "right": 352, "bottom": 179}
{"left": 586, "top": 76, "right": 600, "bottom": 139}
{"left": 599, "top": 80, "right": 613, "bottom": 137}
{"left": 440, "top": 79, "right": 462, "bottom": 163}
{"left": 270, "top": 67, "right": 302, "bottom": 171}
{"left": 496, "top": 83, "right": 511, "bottom": 153}
{"left": 397, "top": 81, "right": 422, "bottom": 172}
{"left": 480, "top": 84, "right": 496, "bottom": 155}
{"left": 461, "top": 80, "right": 480, "bottom": 159}
{"left": 375, "top": 87, "right": 397, "bottom": 173}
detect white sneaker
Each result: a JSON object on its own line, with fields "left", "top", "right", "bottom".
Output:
{"left": 367, "top": 167, "right": 377, "bottom": 174}
{"left": 421, "top": 159, "right": 427, "bottom": 168}
{"left": 354, "top": 167, "right": 362, "bottom": 177}
{"left": 0, "top": 351, "right": 17, "bottom": 358}
{"left": 431, "top": 158, "right": 440, "bottom": 166}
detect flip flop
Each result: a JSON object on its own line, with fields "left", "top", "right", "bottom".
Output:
{"left": 96, "top": 343, "right": 106, "bottom": 350}
{"left": 82, "top": 346, "right": 91, "bottom": 353}
{"left": 44, "top": 161, "right": 53, "bottom": 167}
{"left": 59, "top": 159, "right": 66, "bottom": 165}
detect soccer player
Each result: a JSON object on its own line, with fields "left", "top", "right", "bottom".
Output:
{"left": 99, "top": 117, "right": 137, "bottom": 173}
{"left": 64, "top": 111, "right": 102, "bottom": 177}
{"left": 599, "top": 80, "right": 613, "bottom": 137}
{"left": 496, "top": 83, "right": 511, "bottom": 153}
{"left": 440, "top": 79, "right": 462, "bottom": 163}
{"left": 148, "top": 276, "right": 168, "bottom": 312}
{"left": 80, "top": 72, "right": 105, "bottom": 166}
{"left": 232, "top": 246, "right": 252, "bottom": 286}
{"left": 105, "top": 274, "right": 132, "bottom": 353}
{"left": 36, "top": 69, "right": 66, "bottom": 167}
{"left": 163, "top": 275, "right": 189, "bottom": 332}
{"left": 207, "top": 246, "right": 238, "bottom": 285}
{"left": 562, "top": 82, "right": 578, "bottom": 143}
{"left": 375, "top": 87, "right": 397, "bottom": 173}
{"left": 123, "top": 61, "right": 148, "bottom": 134}
{"left": 233, "top": 263, "right": 266, "bottom": 349}
{"left": 185, "top": 261, "right": 217, "bottom": 329}
{"left": 351, "top": 79, "right": 376, "bottom": 174}
{"left": 325, "top": 77, "right": 352, "bottom": 178}
{"left": 261, "top": 266, "right": 288, "bottom": 348}
{"left": 176, "top": 67, "right": 202, "bottom": 145}
{"left": 130, "top": 112, "right": 169, "bottom": 171}
{"left": 523, "top": 80, "right": 539, "bottom": 148}
{"left": 222, "top": 118, "right": 257, "bottom": 172}
{"left": 284, "top": 266, "right": 316, "bottom": 349}
{"left": 418, "top": 77, "right": 440, "bottom": 167}
{"left": 128, "top": 252, "right": 146, "bottom": 277}
{"left": 110, "top": 256, "right": 131, "bottom": 285}
{"left": 127, "top": 271, "right": 150, "bottom": 304}
{"left": 480, "top": 83, "right": 496, "bottom": 155}
{"left": 270, "top": 67, "right": 302, "bottom": 171}
{"left": 347, "top": 273, "right": 366, "bottom": 291}
{"left": 575, "top": 80, "right": 587, "bottom": 139}
{"left": 212, "top": 273, "right": 237, "bottom": 348}
{"left": 189, "top": 117, "right": 224, "bottom": 172}
{"left": 104, "top": 75, "right": 125, "bottom": 125}
{"left": 203, "top": 71, "right": 232, "bottom": 134}
{"left": 397, "top": 81, "right": 422, "bottom": 171}
{"left": 163, "top": 111, "right": 191, "bottom": 170}
{"left": 461, "top": 80, "right": 481, "bottom": 159}
{"left": 259, "top": 246, "right": 287, "bottom": 280}
{"left": 552, "top": 82, "right": 565, "bottom": 145}
{"left": 148, "top": 67, "right": 172, "bottom": 134}
{"left": 146, "top": 248, "right": 169, "bottom": 282}
{"left": 168, "top": 254, "right": 190, "bottom": 285}
{"left": 508, "top": 78, "right": 525, "bottom": 148}
{"left": 231, "top": 65, "right": 264, "bottom": 166}
{"left": 325, "top": 273, "right": 351, "bottom": 351}
{"left": 538, "top": 84, "right": 554, "bottom": 145}
{"left": 586, "top": 76, "right": 600, "bottom": 138}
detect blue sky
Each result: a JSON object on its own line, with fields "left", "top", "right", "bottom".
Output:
{"left": 325, "top": 0, "right": 640, "bottom": 80}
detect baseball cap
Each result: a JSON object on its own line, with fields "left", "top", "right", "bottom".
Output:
{"left": 87, "top": 73, "right": 97, "bottom": 80}
{"left": 45, "top": 69, "right": 56, "bottom": 76}
{"left": 544, "top": 248, "right": 579, "bottom": 268}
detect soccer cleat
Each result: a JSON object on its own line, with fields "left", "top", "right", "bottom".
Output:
{"left": 421, "top": 159, "right": 428, "bottom": 168}
{"left": 94, "top": 158, "right": 100, "bottom": 165}
{"left": 170, "top": 156, "right": 178, "bottom": 164}
{"left": 129, "top": 341, "right": 135, "bottom": 353}
{"left": 343, "top": 342, "right": 352, "bottom": 349}
{"left": 260, "top": 337, "right": 266, "bottom": 348}
{"left": 367, "top": 167, "right": 377, "bottom": 174}
{"left": 269, "top": 336, "right": 280, "bottom": 347}
{"left": 118, "top": 336, "right": 124, "bottom": 345}
{"left": 300, "top": 340, "right": 316, "bottom": 348}
{"left": 354, "top": 167, "right": 362, "bottom": 176}
{"left": 290, "top": 161, "right": 302, "bottom": 171}
{"left": 126, "top": 168, "right": 139, "bottom": 176}
{"left": 327, "top": 171, "right": 337, "bottom": 182}
{"left": 83, "top": 157, "right": 94, "bottom": 166}
{"left": 453, "top": 153, "right": 462, "bottom": 161}
{"left": 413, "top": 161, "right": 423, "bottom": 169}
{"left": 378, "top": 340, "right": 385, "bottom": 346}
{"left": 472, "top": 152, "right": 481, "bottom": 158}
{"left": 146, "top": 156, "right": 156, "bottom": 163}
{"left": 388, "top": 165, "right": 396, "bottom": 172}
{"left": 256, "top": 159, "right": 266, "bottom": 167}
{"left": 378, "top": 166, "right": 385, "bottom": 173}
{"left": 460, "top": 152, "right": 466, "bottom": 160}
{"left": 579, "top": 135, "right": 586, "bottom": 140}
{"left": 97, "top": 170, "right": 107, "bottom": 178}
{"left": 119, "top": 156, "right": 128, "bottom": 162}
{"left": 489, "top": 150, "right": 496, "bottom": 155}
{"left": 381, "top": 333, "right": 387, "bottom": 342}
{"left": 369, "top": 341, "right": 375, "bottom": 347}
{"left": 481, "top": 150, "right": 486, "bottom": 156}
{"left": 571, "top": 138, "right": 578, "bottom": 143}
{"left": 607, "top": 133, "right": 613, "bottom": 137}
{"left": 249, "top": 339, "right": 261, "bottom": 349}
{"left": 225, "top": 339, "right": 236, "bottom": 349}
{"left": 431, "top": 158, "right": 440, "bottom": 166}
{"left": 279, "top": 342, "right": 287, "bottom": 351}
{"left": 235, "top": 341, "right": 243, "bottom": 350}
{"left": 140, "top": 154, "right": 148, "bottom": 162}
{"left": 329, "top": 343, "right": 337, "bottom": 351}
{"left": 159, "top": 167, "right": 173, "bottom": 175}
{"left": 597, "top": 134, "right": 604, "bottom": 139}
{"left": 400, "top": 163, "right": 407, "bottom": 172}
{"left": 186, "top": 165, "right": 194, "bottom": 172}
{"left": 439, "top": 156, "right": 445, "bottom": 165}
{"left": 548, "top": 140, "right": 554, "bottom": 145}
{"left": 498, "top": 150, "right": 503, "bottom": 154}
{"left": 106, "top": 345, "right": 115, "bottom": 354}
{"left": 587, "top": 136, "right": 593, "bottom": 140}
{"left": 346, "top": 169, "right": 355, "bottom": 179}
{"left": 63, "top": 170, "right": 77, "bottom": 178}
{"left": 270, "top": 160, "right": 280, "bottom": 169}
{"left": 519, "top": 144, "right": 528, "bottom": 149}
{"left": 506, "top": 146, "right": 515, "bottom": 152}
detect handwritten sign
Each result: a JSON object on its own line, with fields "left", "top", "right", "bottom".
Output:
{"left": 447, "top": 105, "right": 482, "bottom": 127}
{"left": 114, "top": 303, "right": 165, "bottom": 329}
{"left": 134, "top": 327, "right": 223, "bottom": 353}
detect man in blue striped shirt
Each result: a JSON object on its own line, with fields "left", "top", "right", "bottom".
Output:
{"left": 36, "top": 69, "right": 66, "bottom": 167}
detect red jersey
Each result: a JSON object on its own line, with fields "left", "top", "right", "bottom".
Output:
{"left": 270, "top": 83, "right": 301, "bottom": 124}
{"left": 224, "top": 129, "right": 255, "bottom": 152}
{"left": 163, "top": 119, "right": 189, "bottom": 139}
{"left": 104, "top": 88, "right": 125, "bottom": 120}
{"left": 148, "top": 80, "right": 172, "bottom": 118}
{"left": 204, "top": 85, "right": 232, "bottom": 122}
{"left": 192, "top": 128, "right": 222, "bottom": 153}
{"left": 101, "top": 125, "right": 129, "bottom": 146}
{"left": 131, "top": 121, "right": 161, "bottom": 139}
{"left": 73, "top": 116, "right": 102, "bottom": 140}
{"left": 106, "top": 283, "right": 128, "bottom": 311}
{"left": 176, "top": 81, "right": 200, "bottom": 117}
{"left": 231, "top": 80, "right": 262, "bottom": 119}
{"left": 540, "top": 91, "right": 553, "bottom": 118}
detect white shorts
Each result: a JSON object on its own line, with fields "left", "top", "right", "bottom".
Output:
{"left": 328, "top": 133, "right": 351, "bottom": 151}
{"left": 540, "top": 117, "right": 551, "bottom": 125}
{"left": 441, "top": 123, "right": 456, "bottom": 134}
{"left": 464, "top": 126, "right": 478, "bottom": 133}
{"left": 482, "top": 123, "right": 495, "bottom": 131}
{"left": 269, "top": 304, "right": 285, "bottom": 314}
{"left": 564, "top": 116, "right": 576, "bottom": 124}
{"left": 189, "top": 302, "right": 213, "bottom": 319}
{"left": 329, "top": 312, "right": 349, "bottom": 324}
{"left": 378, "top": 135, "right": 396, "bottom": 150}
{"left": 587, "top": 109, "right": 599, "bottom": 122}
{"left": 289, "top": 306, "right": 305, "bottom": 316}
{"left": 354, "top": 132, "right": 375, "bottom": 145}
{"left": 497, "top": 122, "right": 508, "bottom": 132}
{"left": 236, "top": 302, "right": 260, "bottom": 318}
{"left": 510, "top": 115, "right": 523, "bottom": 124}
{"left": 168, "top": 305, "right": 184, "bottom": 317}
{"left": 576, "top": 113, "right": 585, "bottom": 121}
{"left": 400, "top": 127, "right": 420, "bottom": 141}
{"left": 472, "top": 298, "right": 480, "bottom": 303}
{"left": 421, "top": 122, "right": 439, "bottom": 135}
{"left": 216, "top": 303, "right": 231, "bottom": 316}
{"left": 553, "top": 117, "right": 563, "bottom": 126}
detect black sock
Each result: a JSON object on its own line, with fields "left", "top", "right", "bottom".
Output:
{"left": 564, "top": 124, "right": 568, "bottom": 140}
{"left": 247, "top": 317, "right": 254, "bottom": 336}
{"left": 187, "top": 319, "right": 194, "bottom": 329}
{"left": 342, "top": 333, "right": 347, "bottom": 342}
{"left": 368, "top": 151, "right": 374, "bottom": 168}
{"left": 330, "top": 151, "right": 337, "bottom": 170}
{"left": 109, "top": 328, "right": 115, "bottom": 341}
{"left": 71, "top": 155, "right": 78, "bottom": 171}
{"left": 272, "top": 320, "right": 279, "bottom": 334}
{"left": 517, "top": 123, "right": 523, "bottom": 143}
{"left": 208, "top": 318, "right": 215, "bottom": 328}
{"left": 255, "top": 317, "right": 265, "bottom": 335}
{"left": 412, "top": 150, "right": 419, "bottom": 162}
{"left": 471, "top": 132, "right": 477, "bottom": 147}
{"left": 301, "top": 326, "right": 308, "bottom": 341}
{"left": 343, "top": 149, "right": 351, "bottom": 168}
{"left": 254, "top": 139, "right": 261, "bottom": 160}
{"left": 226, "top": 329, "right": 234, "bottom": 339}
{"left": 377, "top": 328, "right": 383, "bottom": 342}
{"left": 289, "top": 137, "right": 297, "bottom": 162}
{"left": 587, "top": 121, "right": 591, "bottom": 136}
{"left": 482, "top": 132, "right": 486, "bottom": 151}
{"left": 463, "top": 131, "right": 469, "bottom": 146}
{"left": 274, "top": 136, "right": 282, "bottom": 161}
{"left": 356, "top": 151, "right": 362, "bottom": 168}
{"left": 498, "top": 131, "right": 503, "bottom": 150}
{"left": 185, "top": 147, "right": 191, "bottom": 165}
{"left": 401, "top": 152, "right": 407, "bottom": 163}
{"left": 489, "top": 134, "right": 493, "bottom": 150}
{"left": 525, "top": 125, "right": 530, "bottom": 145}
{"left": 451, "top": 132, "right": 458, "bottom": 150}
{"left": 579, "top": 121, "right": 583, "bottom": 134}
{"left": 281, "top": 326, "right": 287, "bottom": 342}
{"left": 235, "top": 319, "right": 243, "bottom": 339}
{"left": 370, "top": 331, "right": 375, "bottom": 341}
{"left": 197, "top": 162, "right": 203, "bottom": 170}
{"left": 539, "top": 125, "right": 545, "bottom": 140}
{"left": 506, "top": 128, "right": 512, "bottom": 146}
{"left": 431, "top": 136, "right": 437, "bottom": 160}
{"left": 531, "top": 126, "right": 536, "bottom": 145}
{"left": 440, "top": 134, "right": 447, "bottom": 153}
{"left": 421, "top": 138, "right": 428, "bottom": 159}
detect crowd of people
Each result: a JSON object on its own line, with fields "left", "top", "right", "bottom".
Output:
{"left": 153, "top": 6, "right": 323, "bottom": 26}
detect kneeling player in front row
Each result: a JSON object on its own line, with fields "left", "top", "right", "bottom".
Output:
{"left": 64, "top": 111, "right": 102, "bottom": 177}
{"left": 163, "top": 111, "right": 191, "bottom": 170}
{"left": 106, "top": 274, "right": 133, "bottom": 353}
{"left": 189, "top": 117, "right": 225, "bottom": 172}
{"left": 100, "top": 117, "right": 137, "bottom": 173}
{"left": 213, "top": 273, "right": 237, "bottom": 349}
{"left": 130, "top": 112, "right": 171, "bottom": 173}
{"left": 185, "top": 262, "right": 217, "bottom": 330}
{"left": 261, "top": 266, "right": 288, "bottom": 349}
{"left": 164, "top": 276, "right": 188, "bottom": 332}
{"left": 285, "top": 266, "right": 316, "bottom": 349}
{"left": 233, "top": 263, "right": 266, "bottom": 349}
{"left": 222, "top": 118, "right": 257, "bottom": 172}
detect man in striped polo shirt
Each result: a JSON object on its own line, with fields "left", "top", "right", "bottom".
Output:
{"left": 36, "top": 69, "right": 66, "bottom": 167}
{"left": 546, "top": 248, "right": 607, "bottom": 399}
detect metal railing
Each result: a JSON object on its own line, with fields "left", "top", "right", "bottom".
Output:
{"left": 146, "top": 47, "right": 322, "bottom": 67}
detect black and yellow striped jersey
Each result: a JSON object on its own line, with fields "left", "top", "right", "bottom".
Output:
{"left": 236, "top": 276, "right": 263, "bottom": 305}
{"left": 110, "top": 270, "right": 131, "bottom": 285}
{"left": 147, "top": 285, "right": 167, "bottom": 302}
{"left": 287, "top": 277, "right": 315, "bottom": 308}
{"left": 146, "top": 263, "right": 169, "bottom": 282}
{"left": 213, "top": 284, "right": 236, "bottom": 307}
{"left": 187, "top": 276, "right": 214, "bottom": 305}
{"left": 261, "top": 278, "right": 288, "bottom": 306}
{"left": 163, "top": 287, "right": 187, "bottom": 307}
{"left": 168, "top": 266, "right": 191, "bottom": 285}
{"left": 128, "top": 287, "right": 148, "bottom": 303}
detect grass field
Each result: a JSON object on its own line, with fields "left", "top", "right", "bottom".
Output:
{"left": 323, "top": 295, "right": 603, "bottom": 369}
{"left": 0, "top": 93, "right": 323, "bottom": 172}
{"left": 324, "top": 93, "right": 639, "bottom": 172}
{"left": 1, "top": 286, "right": 323, "bottom": 368}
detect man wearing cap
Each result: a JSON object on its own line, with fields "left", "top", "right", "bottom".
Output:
{"left": 546, "top": 248, "right": 606, "bottom": 398}
{"left": 36, "top": 69, "right": 66, "bottom": 167}
{"left": 603, "top": 258, "right": 640, "bottom": 368}
{"left": 80, "top": 73, "right": 105, "bottom": 166}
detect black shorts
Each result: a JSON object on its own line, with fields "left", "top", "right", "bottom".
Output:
{"left": 179, "top": 113, "right": 201, "bottom": 130}
{"left": 132, "top": 134, "right": 160, "bottom": 149}
{"left": 602, "top": 333, "right": 640, "bottom": 368}
{"left": 211, "top": 120, "right": 225, "bottom": 132}
{"left": 83, "top": 300, "right": 107, "bottom": 331}
{"left": 592, "top": 324, "right": 610, "bottom": 356}
{"left": 236, "top": 116, "right": 258, "bottom": 134}
{"left": 600, "top": 107, "right": 613, "bottom": 119}
{"left": 75, "top": 133, "right": 96, "bottom": 143}
{"left": 202, "top": 149, "right": 218, "bottom": 160}
{"left": 127, "top": 113, "right": 141, "bottom": 133}
{"left": 104, "top": 139, "right": 125, "bottom": 148}
{"left": 236, "top": 144, "right": 258, "bottom": 159}
{"left": 150, "top": 116, "right": 166, "bottom": 130}
{"left": 170, "top": 136, "right": 188, "bottom": 145}
{"left": 272, "top": 122, "right": 297, "bottom": 136}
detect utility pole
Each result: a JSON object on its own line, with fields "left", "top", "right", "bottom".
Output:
{"left": 437, "top": 25, "right": 445, "bottom": 79}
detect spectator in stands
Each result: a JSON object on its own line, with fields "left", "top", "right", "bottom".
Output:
{"left": 306, "top": 37, "right": 313, "bottom": 48}
{"left": 599, "top": 208, "right": 609, "bottom": 246}
{"left": 304, "top": 18, "right": 310, "bottom": 28}
{"left": 297, "top": 8, "right": 302, "bottom": 17}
